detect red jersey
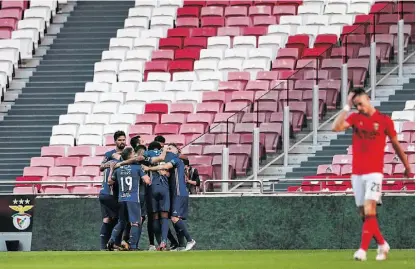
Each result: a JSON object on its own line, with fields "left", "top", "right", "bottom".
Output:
{"left": 346, "top": 110, "right": 396, "bottom": 175}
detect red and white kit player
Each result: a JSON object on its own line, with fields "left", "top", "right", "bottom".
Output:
{"left": 332, "top": 88, "right": 412, "bottom": 261}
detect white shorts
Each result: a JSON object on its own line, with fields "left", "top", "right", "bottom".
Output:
{"left": 351, "top": 173, "right": 383, "bottom": 207}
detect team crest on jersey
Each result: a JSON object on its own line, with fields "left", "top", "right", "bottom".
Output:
{"left": 9, "top": 199, "right": 34, "bottom": 231}
{"left": 374, "top": 122, "right": 379, "bottom": 131}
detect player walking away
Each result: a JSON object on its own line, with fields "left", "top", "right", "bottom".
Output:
{"left": 98, "top": 131, "right": 126, "bottom": 250}
{"left": 107, "top": 147, "right": 151, "bottom": 251}
{"left": 143, "top": 143, "right": 196, "bottom": 251}
{"left": 332, "top": 89, "right": 412, "bottom": 261}
{"left": 149, "top": 164, "right": 171, "bottom": 251}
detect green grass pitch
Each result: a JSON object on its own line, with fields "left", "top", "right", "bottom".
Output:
{"left": 0, "top": 250, "right": 414, "bottom": 269}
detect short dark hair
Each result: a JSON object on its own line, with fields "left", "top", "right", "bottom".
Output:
{"left": 168, "top": 143, "right": 180, "bottom": 153}
{"left": 148, "top": 141, "right": 162, "bottom": 151}
{"left": 154, "top": 135, "right": 166, "bottom": 144}
{"left": 130, "top": 136, "right": 140, "bottom": 150}
{"left": 182, "top": 159, "right": 190, "bottom": 166}
{"left": 135, "top": 145, "right": 147, "bottom": 154}
{"left": 114, "top": 131, "right": 126, "bottom": 141}
{"left": 121, "top": 147, "right": 134, "bottom": 161}
{"left": 351, "top": 88, "right": 366, "bottom": 99}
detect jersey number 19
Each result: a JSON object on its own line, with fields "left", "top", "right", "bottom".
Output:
{"left": 120, "top": 176, "right": 133, "bottom": 192}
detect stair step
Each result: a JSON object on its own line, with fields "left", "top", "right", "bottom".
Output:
{"left": 42, "top": 55, "right": 101, "bottom": 60}
{"left": 5, "top": 115, "right": 58, "bottom": 120}
{"left": 64, "top": 22, "right": 124, "bottom": 27}
{"left": 0, "top": 120, "right": 58, "bottom": 126}
{"left": 57, "top": 32, "right": 116, "bottom": 38}
{"left": 22, "top": 87, "right": 83, "bottom": 94}
{"left": 46, "top": 49, "right": 105, "bottom": 54}
{"left": 8, "top": 109, "right": 68, "bottom": 116}
{"left": 36, "top": 65, "right": 94, "bottom": 72}
{"left": 0, "top": 163, "right": 30, "bottom": 169}
{"left": 50, "top": 44, "right": 109, "bottom": 49}
{"left": 29, "top": 75, "right": 93, "bottom": 82}
{"left": 19, "top": 93, "right": 76, "bottom": 97}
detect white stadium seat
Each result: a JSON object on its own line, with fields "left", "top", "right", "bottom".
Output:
{"left": 233, "top": 36, "right": 257, "bottom": 49}
{"left": 138, "top": 81, "right": 164, "bottom": 92}
{"left": 52, "top": 125, "right": 78, "bottom": 137}
{"left": 124, "top": 17, "right": 150, "bottom": 30}
{"left": 94, "top": 61, "right": 119, "bottom": 75}
{"left": 119, "top": 104, "right": 145, "bottom": 115}
{"left": 305, "top": 15, "right": 329, "bottom": 26}
{"left": 125, "top": 92, "right": 149, "bottom": 105}
{"left": 147, "top": 72, "right": 171, "bottom": 82}
{"left": 67, "top": 103, "right": 93, "bottom": 115}
{"left": 12, "top": 29, "right": 39, "bottom": 49}
{"left": 392, "top": 111, "right": 415, "bottom": 122}
{"left": 191, "top": 81, "right": 218, "bottom": 92}
{"left": 99, "top": 92, "right": 124, "bottom": 104}
{"left": 207, "top": 36, "right": 231, "bottom": 50}
{"left": 59, "top": 114, "right": 85, "bottom": 126}
{"left": 329, "top": 15, "right": 354, "bottom": 27}
{"left": 85, "top": 82, "right": 111, "bottom": 93}
{"left": 78, "top": 135, "right": 102, "bottom": 146}
{"left": 133, "top": 37, "right": 159, "bottom": 51}
{"left": 135, "top": 0, "right": 158, "bottom": 8}
{"left": 258, "top": 35, "right": 286, "bottom": 50}
{"left": 125, "top": 49, "right": 152, "bottom": 61}
{"left": 298, "top": 4, "right": 322, "bottom": 15}
{"left": 110, "top": 114, "right": 136, "bottom": 125}
{"left": 18, "top": 19, "right": 45, "bottom": 39}
{"left": 249, "top": 48, "right": 275, "bottom": 61}
{"left": 152, "top": 7, "right": 177, "bottom": 19}
{"left": 159, "top": 0, "right": 183, "bottom": 8}
{"left": 165, "top": 81, "right": 190, "bottom": 92}
{"left": 102, "top": 50, "right": 126, "bottom": 63}
{"left": 117, "top": 28, "right": 142, "bottom": 38}
{"left": 405, "top": 101, "right": 415, "bottom": 111}
{"left": 149, "top": 92, "right": 176, "bottom": 103}
{"left": 128, "top": 7, "right": 153, "bottom": 19}
{"left": 176, "top": 91, "right": 202, "bottom": 104}
{"left": 198, "top": 71, "right": 225, "bottom": 82}
{"left": 194, "top": 59, "right": 218, "bottom": 74}
{"left": 218, "top": 59, "right": 243, "bottom": 73}
{"left": 140, "top": 28, "right": 167, "bottom": 39}
{"left": 92, "top": 103, "right": 120, "bottom": 115}
{"left": 279, "top": 15, "right": 303, "bottom": 27}
{"left": 93, "top": 72, "right": 117, "bottom": 84}
{"left": 118, "top": 71, "right": 143, "bottom": 83}
{"left": 200, "top": 49, "right": 224, "bottom": 62}
{"left": 24, "top": 7, "right": 51, "bottom": 27}
{"left": 78, "top": 125, "right": 104, "bottom": 136}
{"left": 224, "top": 48, "right": 249, "bottom": 61}
{"left": 109, "top": 37, "right": 134, "bottom": 51}
{"left": 103, "top": 124, "right": 129, "bottom": 136}
{"left": 325, "top": 4, "right": 347, "bottom": 15}
{"left": 347, "top": 3, "right": 371, "bottom": 15}
{"left": 111, "top": 82, "right": 138, "bottom": 93}
{"left": 119, "top": 60, "right": 145, "bottom": 73}
{"left": 150, "top": 16, "right": 174, "bottom": 29}
{"left": 50, "top": 135, "right": 74, "bottom": 146}
{"left": 85, "top": 114, "right": 110, "bottom": 125}
{"left": 74, "top": 92, "right": 100, "bottom": 104}
{"left": 172, "top": 71, "right": 197, "bottom": 82}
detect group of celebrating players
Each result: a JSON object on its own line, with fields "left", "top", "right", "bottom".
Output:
{"left": 98, "top": 132, "right": 196, "bottom": 251}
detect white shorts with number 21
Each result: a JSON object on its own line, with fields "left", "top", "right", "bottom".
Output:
{"left": 351, "top": 173, "right": 383, "bottom": 207}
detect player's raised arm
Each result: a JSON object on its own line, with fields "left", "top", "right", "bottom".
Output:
{"left": 332, "top": 92, "right": 356, "bottom": 132}
{"left": 145, "top": 162, "right": 173, "bottom": 172}
{"left": 385, "top": 118, "right": 412, "bottom": 177}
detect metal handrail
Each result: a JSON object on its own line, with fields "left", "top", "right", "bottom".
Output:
{"left": 238, "top": 50, "right": 416, "bottom": 190}
{"left": 203, "top": 179, "right": 264, "bottom": 194}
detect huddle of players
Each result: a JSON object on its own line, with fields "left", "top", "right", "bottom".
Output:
{"left": 98, "top": 131, "right": 196, "bottom": 251}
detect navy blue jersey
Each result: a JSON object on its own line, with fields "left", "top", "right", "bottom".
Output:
{"left": 112, "top": 164, "right": 146, "bottom": 203}
{"left": 99, "top": 167, "right": 113, "bottom": 196}
{"left": 165, "top": 152, "right": 188, "bottom": 197}
{"left": 143, "top": 149, "right": 161, "bottom": 166}
{"left": 102, "top": 149, "right": 119, "bottom": 164}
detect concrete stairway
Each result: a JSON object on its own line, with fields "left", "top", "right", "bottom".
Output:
{"left": 0, "top": 1, "right": 134, "bottom": 192}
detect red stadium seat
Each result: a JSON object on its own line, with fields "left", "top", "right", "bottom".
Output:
{"left": 43, "top": 188, "right": 70, "bottom": 195}
{"left": 158, "top": 38, "right": 183, "bottom": 50}
{"left": 0, "top": 28, "right": 12, "bottom": 39}
{"left": 347, "top": 58, "right": 369, "bottom": 88}
{"left": 202, "top": 144, "right": 225, "bottom": 156}
{"left": 201, "top": 17, "right": 225, "bottom": 28}
{"left": 183, "top": 1, "right": 206, "bottom": 8}
{"left": 273, "top": 5, "right": 297, "bottom": 17}
{"left": 218, "top": 81, "right": 245, "bottom": 102}
{"left": 256, "top": 71, "right": 279, "bottom": 81}
{"left": 55, "top": 157, "right": 81, "bottom": 167}
{"left": 70, "top": 186, "right": 99, "bottom": 195}
{"left": 215, "top": 133, "right": 240, "bottom": 145}
{"left": 230, "top": 0, "right": 253, "bottom": 7}
{"left": 181, "top": 145, "right": 204, "bottom": 156}
{"left": 206, "top": 0, "right": 229, "bottom": 7}
{"left": 332, "top": 154, "right": 352, "bottom": 166}
{"left": 231, "top": 91, "right": 254, "bottom": 104}
{"left": 0, "top": 8, "right": 23, "bottom": 20}
{"left": 272, "top": 59, "right": 296, "bottom": 71}
{"left": 161, "top": 113, "right": 187, "bottom": 127}
{"left": 201, "top": 6, "right": 224, "bottom": 17}
{"left": 168, "top": 28, "right": 192, "bottom": 38}
{"left": 67, "top": 146, "right": 93, "bottom": 158}
{"left": 151, "top": 50, "right": 174, "bottom": 61}
{"left": 180, "top": 123, "right": 206, "bottom": 144}
{"left": 144, "top": 103, "right": 169, "bottom": 116}
{"left": 43, "top": 176, "right": 68, "bottom": 189}
{"left": 75, "top": 166, "right": 100, "bottom": 177}
{"left": 175, "top": 48, "right": 201, "bottom": 61}
{"left": 217, "top": 26, "right": 241, "bottom": 37}
{"left": 286, "top": 35, "right": 309, "bottom": 56}
{"left": 374, "top": 34, "right": 394, "bottom": 63}
{"left": 169, "top": 60, "right": 194, "bottom": 73}
{"left": 303, "top": 90, "right": 327, "bottom": 119}
{"left": 164, "top": 135, "right": 186, "bottom": 147}
{"left": 228, "top": 71, "right": 251, "bottom": 84}
{"left": 177, "top": 17, "right": 200, "bottom": 28}
{"left": 225, "top": 6, "right": 248, "bottom": 18}
{"left": 191, "top": 27, "right": 217, "bottom": 37}
{"left": 170, "top": 103, "right": 195, "bottom": 114}
{"left": 317, "top": 164, "right": 341, "bottom": 176}
{"left": 245, "top": 80, "right": 270, "bottom": 93}
{"left": 276, "top": 48, "right": 299, "bottom": 60}
{"left": 49, "top": 167, "right": 73, "bottom": 177}
{"left": 177, "top": 7, "right": 200, "bottom": 18}
{"left": 202, "top": 91, "right": 226, "bottom": 109}
{"left": 192, "top": 133, "right": 216, "bottom": 145}
{"left": 211, "top": 155, "right": 236, "bottom": 184}
{"left": 0, "top": 18, "right": 17, "bottom": 30}
{"left": 260, "top": 123, "right": 282, "bottom": 153}
{"left": 187, "top": 113, "right": 213, "bottom": 131}
{"left": 81, "top": 157, "right": 102, "bottom": 167}
{"left": 23, "top": 167, "right": 48, "bottom": 177}
{"left": 30, "top": 157, "right": 54, "bottom": 168}
{"left": 249, "top": 6, "right": 272, "bottom": 18}
{"left": 154, "top": 124, "right": 180, "bottom": 135}
{"left": 230, "top": 144, "right": 252, "bottom": 176}
{"left": 13, "top": 187, "right": 38, "bottom": 194}
{"left": 144, "top": 61, "right": 170, "bottom": 76}
{"left": 196, "top": 102, "right": 222, "bottom": 116}
{"left": 183, "top": 37, "right": 208, "bottom": 49}
{"left": 67, "top": 176, "right": 92, "bottom": 188}
{"left": 2, "top": 0, "right": 28, "bottom": 10}
{"left": 95, "top": 146, "right": 115, "bottom": 157}
{"left": 314, "top": 34, "right": 338, "bottom": 52}
{"left": 226, "top": 16, "right": 252, "bottom": 27}
{"left": 321, "top": 58, "right": 343, "bottom": 80}
{"left": 209, "top": 122, "right": 235, "bottom": 134}
{"left": 129, "top": 125, "right": 153, "bottom": 137}
{"left": 135, "top": 114, "right": 159, "bottom": 128}
{"left": 318, "top": 80, "right": 341, "bottom": 110}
